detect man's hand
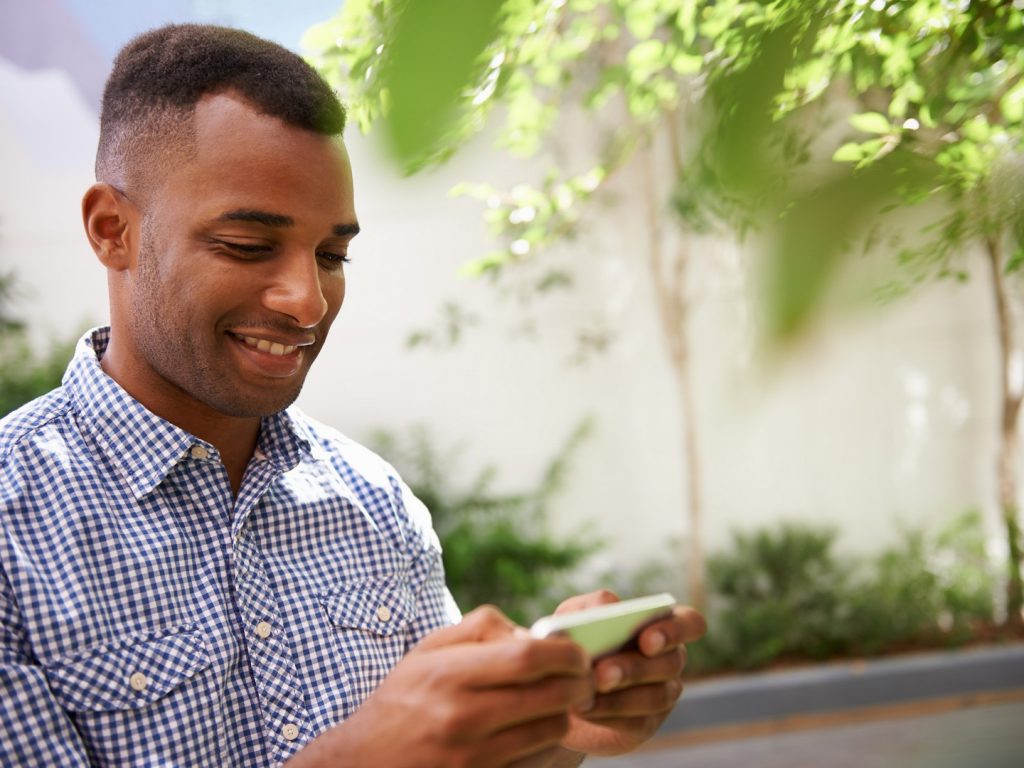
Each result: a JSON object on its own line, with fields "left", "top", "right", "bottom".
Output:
{"left": 556, "top": 590, "right": 707, "bottom": 757}
{"left": 288, "top": 605, "right": 594, "bottom": 768}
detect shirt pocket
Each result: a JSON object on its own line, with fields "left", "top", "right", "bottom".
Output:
{"left": 45, "top": 626, "right": 212, "bottom": 712}
{"left": 317, "top": 577, "right": 416, "bottom": 711}
{"left": 318, "top": 578, "right": 415, "bottom": 637}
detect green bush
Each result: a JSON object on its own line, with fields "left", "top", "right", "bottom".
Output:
{"left": 0, "top": 273, "right": 80, "bottom": 417}
{"left": 691, "top": 523, "right": 851, "bottom": 671}
{"left": 372, "top": 421, "right": 600, "bottom": 624}
{"left": 845, "top": 510, "right": 996, "bottom": 653}
{"left": 688, "top": 511, "right": 998, "bottom": 675}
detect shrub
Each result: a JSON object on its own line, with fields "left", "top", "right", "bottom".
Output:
{"left": 372, "top": 420, "right": 600, "bottom": 624}
{"left": 688, "top": 511, "right": 998, "bottom": 675}
{"left": 0, "top": 272, "right": 80, "bottom": 417}
{"left": 845, "top": 510, "right": 996, "bottom": 653}
{"left": 691, "top": 522, "right": 850, "bottom": 671}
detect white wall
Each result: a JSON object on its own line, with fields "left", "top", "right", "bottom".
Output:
{"left": 0, "top": 58, "right": 1013, "bottom": 597}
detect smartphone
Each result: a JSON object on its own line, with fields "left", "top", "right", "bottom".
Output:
{"left": 529, "top": 593, "right": 677, "bottom": 658}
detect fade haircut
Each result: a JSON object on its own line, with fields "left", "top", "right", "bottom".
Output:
{"left": 96, "top": 24, "right": 346, "bottom": 196}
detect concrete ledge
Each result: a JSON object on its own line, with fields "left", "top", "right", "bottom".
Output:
{"left": 663, "top": 642, "right": 1024, "bottom": 737}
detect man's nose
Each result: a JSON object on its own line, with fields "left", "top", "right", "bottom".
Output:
{"left": 262, "top": 251, "right": 329, "bottom": 328}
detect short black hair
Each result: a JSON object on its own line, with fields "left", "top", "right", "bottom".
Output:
{"left": 96, "top": 24, "right": 346, "bottom": 192}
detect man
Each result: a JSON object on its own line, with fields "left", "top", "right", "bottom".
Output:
{"left": 0, "top": 24, "right": 704, "bottom": 767}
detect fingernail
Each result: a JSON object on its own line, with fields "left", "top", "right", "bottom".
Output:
{"left": 599, "top": 664, "right": 623, "bottom": 692}
{"left": 646, "top": 631, "right": 666, "bottom": 654}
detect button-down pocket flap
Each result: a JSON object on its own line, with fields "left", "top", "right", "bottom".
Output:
{"left": 46, "top": 628, "right": 211, "bottom": 712}
{"left": 319, "top": 580, "right": 414, "bottom": 637}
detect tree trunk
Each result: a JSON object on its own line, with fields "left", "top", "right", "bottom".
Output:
{"left": 984, "top": 233, "right": 1024, "bottom": 627}
{"left": 640, "top": 140, "right": 707, "bottom": 613}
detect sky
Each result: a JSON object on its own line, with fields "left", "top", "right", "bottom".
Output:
{"left": 0, "top": 0, "right": 345, "bottom": 172}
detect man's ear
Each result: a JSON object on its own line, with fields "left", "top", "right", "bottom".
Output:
{"left": 82, "top": 183, "right": 137, "bottom": 271}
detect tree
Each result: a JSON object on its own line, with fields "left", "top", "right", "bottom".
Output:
{"left": 306, "top": 0, "right": 1024, "bottom": 622}
{"left": 688, "top": 0, "right": 1024, "bottom": 626}
{"left": 307, "top": 0, "right": 722, "bottom": 611}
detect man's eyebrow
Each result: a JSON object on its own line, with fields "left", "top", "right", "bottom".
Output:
{"left": 332, "top": 223, "right": 361, "bottom": 237}
{"left": 214, "top": 211, "right": 359, "bottom": 238}
{"left": 217, "top": 209, "right": 294, "bottom": 227}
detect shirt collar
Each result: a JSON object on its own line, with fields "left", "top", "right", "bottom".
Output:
{"left": 64, "top": 327, "right": 318, "bottom": 498}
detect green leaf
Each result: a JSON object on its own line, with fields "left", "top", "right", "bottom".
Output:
{"left": 855, "top": 138, "right": 887, "bottom": 167}
{"left": 626, "top": 39, "right": 668, "bottom": 81}
{"left": 849, "top": 112, "right": 893, "bottom": 134}
{"left": 672, "top": 51, "right": 703, "bottom": 74}
{"left": 832, "top": 142, "right": 863, "bottom": 163}
{"left": 624, "top": 2, "right": 659, "bottom": 40}
{"left": 1006, "top": 248, "right": 1024, "bottom": 275}
{"left": 961, "top": 116, "right": 991, "bottom": 144}
{"left": 300, "top": 21, "right": 339, "bottom": 53}
{"left": 377, "top": 0, "right": 505, "bottom": 172}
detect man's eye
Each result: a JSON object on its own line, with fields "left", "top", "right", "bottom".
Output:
{"left": 318, "top": 251, "right": 351, "bottom": 268}
{"left": 217, "top": 240, "right": 272, "bottom": 256}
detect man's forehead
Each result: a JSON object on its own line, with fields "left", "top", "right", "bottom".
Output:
{"left": 192, "top": 91, "right": 345, "bottom": 145}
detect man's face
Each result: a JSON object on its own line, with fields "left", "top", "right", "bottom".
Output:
{"left": 118, "top": 93, "right": 358, "bottom": 421}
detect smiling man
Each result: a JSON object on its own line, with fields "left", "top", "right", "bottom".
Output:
{"left": 0, "top": 24, "right": 704, "bottom": 768}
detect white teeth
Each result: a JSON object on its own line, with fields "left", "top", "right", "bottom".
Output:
{"left": 239, "top": 335, "right": 298, "bottom": 356}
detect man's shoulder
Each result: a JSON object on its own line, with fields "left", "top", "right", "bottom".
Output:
{"left": 288, "top": 408, "right": 399, "bottom": 487}
{"left": 0, "top": 387, "right": 75, "bottom": 465}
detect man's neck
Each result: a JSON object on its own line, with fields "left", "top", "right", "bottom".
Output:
{"left": 100, "top": 337, "right": 260, "bottom": 497}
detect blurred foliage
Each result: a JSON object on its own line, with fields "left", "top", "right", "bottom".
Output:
{"left": 307, "top": 0, "right": 1024, "bottom": 337}
{"left": 694, "top": 522, "right": 852, "bottom": 668}
{"left": 694, "top": 0, "right": 1024, "bottom": 338}
{"left": 0, "top": 273, "right": 77, "bottom": 418}
{"left": 688, "top": 510, "right": 998, "bottom": 673}
{"left": 309, "top": 0, "right": 1024, "bottom": 626}
{"left": 372, "top": 420, "right": 600, "bottom": 624}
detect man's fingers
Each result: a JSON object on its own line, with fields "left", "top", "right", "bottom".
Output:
{"left": 415, "top": 634, "right": 592, "bottom": 691}
{"left": 636, "top": 606, "right": 706, "bottom": 655}
{"left": 577, "top": 680, "right": 684, "bottom": 720}
{"left": 414, "top": 605, "right": 519, "bottom": 651}
{"left": 593, "top": 647, "right": 685, "bottom": 693}
{"left": 554, "top": 589, "right": 620, "bottom": 614}
{"left": 468, "top": 675, "right": 595, "bottom": 732}
{"left": 463, "top": 637, "right": 592, "bottom": 687}
{"left": 487, "top": 713, "right": 572, "bottom": 765}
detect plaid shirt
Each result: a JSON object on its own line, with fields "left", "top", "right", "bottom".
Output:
{"left": 0, "top": 328, "right": 459, "bottom": 767}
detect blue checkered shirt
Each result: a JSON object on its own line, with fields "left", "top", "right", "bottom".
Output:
{"left": 0, "top": 328, "right": 460, "bottom": 767}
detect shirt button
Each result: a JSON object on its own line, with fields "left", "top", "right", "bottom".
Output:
{"left": 190, "top": 445, "right": 209, "bottom": 460}
{"left": 281, "top": 723, "right": 300, "bottom": 741}
{"left": 376, "top": 606, "right": 392, "bottom": 622}
{"left": 129, "top": 672, "right": 149, "bottom": 692}
{"left": 255, "top": 621, "right": 273, "bottom": 639}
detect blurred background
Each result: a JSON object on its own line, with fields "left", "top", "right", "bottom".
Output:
{"left": 2, "top": 0, "right": 1022, "bottom": 690}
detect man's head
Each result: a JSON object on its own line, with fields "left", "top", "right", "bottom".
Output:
{"left": 96, "top": 23, "right": 346, "bottom": 199}
{"left": 83, "top": 25, "right": 359, "bottom": 429}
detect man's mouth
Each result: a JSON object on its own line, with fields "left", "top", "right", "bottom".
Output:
{"left": 237, "top": 334, "right": 299, "bottom": 357}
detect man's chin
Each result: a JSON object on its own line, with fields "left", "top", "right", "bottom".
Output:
{"left": 207, "top": 384, "right": 305, "bottom": 420}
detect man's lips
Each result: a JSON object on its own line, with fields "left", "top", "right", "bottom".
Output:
{"left": 226, "top": 330, "right": 317, "bottom": 378}
{"left": 228, "top": 331, "right": 316, "bottom": 357}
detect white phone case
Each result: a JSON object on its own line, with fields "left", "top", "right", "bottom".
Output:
{"left": 529, "top": 593, "right": 676, "bottom": 658}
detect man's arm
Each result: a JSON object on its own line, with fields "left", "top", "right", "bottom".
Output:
{"left": 286, "top": 606, "right": 595, "bottom": 768}
{"left": 0, "top": 571, "right": 90, "bottom": 767}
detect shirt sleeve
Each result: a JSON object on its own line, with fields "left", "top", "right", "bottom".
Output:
{"left": 0, "top": 567, "right": 91, "bottom": 766}
{"left": 395, "top": 479, "right": 462, "bottom": 652}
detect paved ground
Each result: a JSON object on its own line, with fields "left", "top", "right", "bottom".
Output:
{"left": 587, "top": 700, "right": 1024, "bottom": 768}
